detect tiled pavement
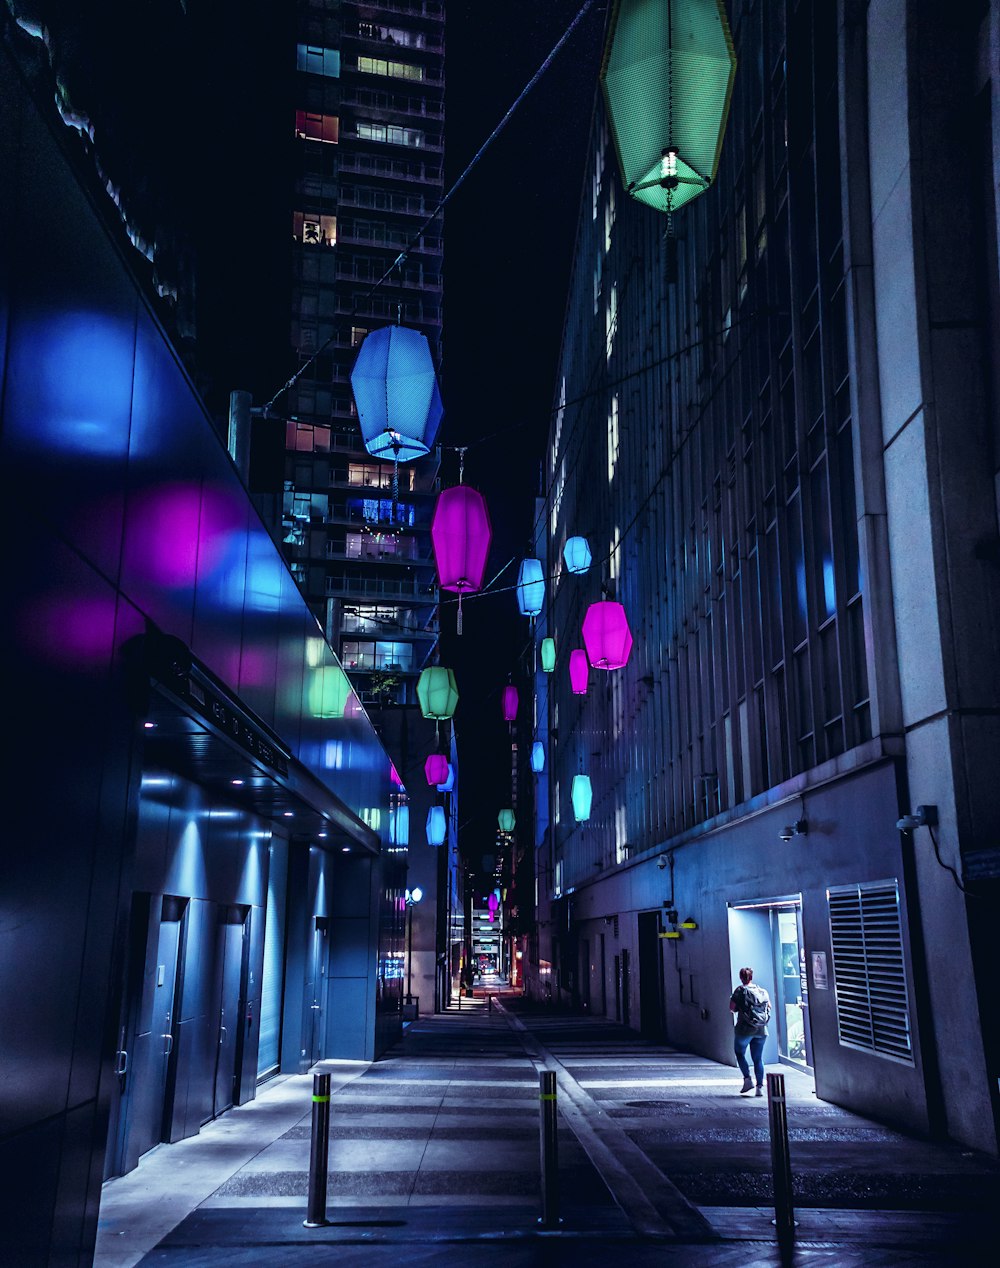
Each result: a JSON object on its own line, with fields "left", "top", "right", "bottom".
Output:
{"left": 96, "top": 997, "right": 999, "bottom": 1266}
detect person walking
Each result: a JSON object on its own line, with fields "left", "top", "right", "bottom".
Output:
{"left": 730, "top": 966, "right": 771, "bottom": 1095}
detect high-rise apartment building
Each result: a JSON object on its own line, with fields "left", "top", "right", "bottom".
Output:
{"left": 283, "top": 0, "right": 446, "bottom": 709}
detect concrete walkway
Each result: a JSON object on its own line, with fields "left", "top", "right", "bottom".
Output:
{"left": 96, "top": 998, "right": 998, "bottom": 1265}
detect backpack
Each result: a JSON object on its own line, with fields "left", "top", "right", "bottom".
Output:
{"left": 738, "top": 984, "right": 771, "bottom": 1029}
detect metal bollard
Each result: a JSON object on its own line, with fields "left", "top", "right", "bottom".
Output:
{"left": 538, "top": 1070, "right": 560, "bottom": 1227}
{"left": 303, "top": 1072, "right": 332, "bottom": 1228}
{"left": 488, "top": 993, "right": 493, "bottom": 1013}
{"left": 766, "top": 1071, "right": 795, "bottom": 1237}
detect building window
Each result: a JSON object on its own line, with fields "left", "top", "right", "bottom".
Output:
{"left": 609, "top": 524, "right": 621, "bottom": 581}
{"left": 358, "top": 21, "right": 427, "bottom": 50}
{"left": 293, "top": 212, "right": 337, "bottom": 246}
{"left": 357, "top": 56, "right": 425, "bottom": 81}
{"left": 348, "top": 462, "right": 393, "bottom": 489}
{"left": 341, "top": 604, "right": 404, "bottom": 634}
{"left": 341, "top": 640, "right": 414, "bottom": 672}
{"left": 295, "top": 110, "right": 339, "bottom": 144}
{"left": 605, "top": 282, "right": 617, "bottom": 361}
{"left": 356, "top": 121, "right": 424, "bottom": 148}
{"left": 296, "top": 44, "right": 340, "bottom": 77}
{"left": 286, "top": 421, "right": 331, "bottom": 452}
{"left": 607, "top": 393, "right": 619, "bottom": 482}
{"left": 828, "top": 881, "right": 913, "bottom": 1064}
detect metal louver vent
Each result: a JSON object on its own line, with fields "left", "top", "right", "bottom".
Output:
{"left": 828, "top": 881, "right": 913, "bottom": 1064}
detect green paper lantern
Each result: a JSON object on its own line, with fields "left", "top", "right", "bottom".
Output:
{"left": 540, "top": 637, "right": 556, "bottom": 673}
{"left": 416, "top": 665, "right": 459, "bottom": 720}
{"left": 498, "top": 808, "right": 516, "bottom": 833}
{"left": 571, "top": 774, "right": 593, "bottom": 823}
{"left": 600, "top": 0, "right": 737, "bottom": 217}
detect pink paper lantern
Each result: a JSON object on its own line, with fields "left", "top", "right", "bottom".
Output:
{"left": 425, "top": 753, "right": 449, "bottom": 786}
{"left": 582, "top": 600, "right": 633, "bottom": 670}
{"left": 569, "top": 649, "right": 589, "bottom": 695}
{"left": 431, "top": 485, "right": 492, "bottom": 593}
{"left": 502, "top": 684, "right": 518, "bottom": 722}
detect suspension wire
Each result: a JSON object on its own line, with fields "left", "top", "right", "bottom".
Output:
{"left": 259, "top": 0, "right": 600, "bottom": 417}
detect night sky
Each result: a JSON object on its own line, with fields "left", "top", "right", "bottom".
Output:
{"left": 441, "top": 2, "right": 608, "bottom": 872}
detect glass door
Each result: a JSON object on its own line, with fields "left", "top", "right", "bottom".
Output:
{"left": 774, "top": 907, "right": 810, "bottom": 1070}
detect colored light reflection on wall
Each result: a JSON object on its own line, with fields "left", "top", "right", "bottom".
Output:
{"left": 308, "top": 664, "right": 353, "bottom": 718}
{"left": 426, "top": 805, "right": 446, "bottom": 845}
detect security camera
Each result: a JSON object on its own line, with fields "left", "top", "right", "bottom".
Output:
{"left": 779, "top": 825, "right": 795, "bottom": 843}
{"left": 657, "top": 856, "right": 667, "bottom": 870}
{"left": 896, "top": 805, "right": 938, "bottom": 833}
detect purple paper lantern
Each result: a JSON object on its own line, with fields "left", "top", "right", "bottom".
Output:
{"left": 582, "top": 600, "right": 633, "bottom": 670}
{"left": 569, "top": 649, "right": 589, "bottom": 695}
{"left": 431, "top": 485, "right": 492, "bottom": 593}
{"left": 425, "top": 753, "right": 449, "bottom": 786}
{"left": 502, "top": 684, "right": 518, "bottom": 722}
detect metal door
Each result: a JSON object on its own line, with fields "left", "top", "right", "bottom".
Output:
{"left": 620, "top": 948, "right": 631, "bottom": 1027}
{"left": 304, "top": 916, "right": 329, "bottom": 1066}
{"left": 213, "top": 907, "right": 248, "bottom": 1117}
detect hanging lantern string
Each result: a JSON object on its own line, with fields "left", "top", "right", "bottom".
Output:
{"left": 258, "top": 0, "right": 599, "bottom": 417}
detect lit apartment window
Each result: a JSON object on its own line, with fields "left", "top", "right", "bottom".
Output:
{"left": 356, "top": 120, "right": 424, "bottom": 147}
{"left": 295, "top": 110, "right": 339, "bottom": 143}
{"left": 357, "top": 56, "right": 424, "bottom": 81}
{"left": 286, "top": 421, "right": 331, "bottom": 452}
{"left": 348, "top": 463, "right": 393, "bottom": 489}
{"left": 293, "top": 211, "right": 337, "bottom": 246}
{"left": 296, "top": 44, "right": 340, "bottom": 77}
{"left": 341, "top": 604, "right": 402, "bottom": 634}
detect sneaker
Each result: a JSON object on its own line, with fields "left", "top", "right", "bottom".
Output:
{"left": 740, "top": 1077, "right": 753, "bottom": 1093}
{"left": 755, "top": 1085, "right": 764, "bottom": 1097}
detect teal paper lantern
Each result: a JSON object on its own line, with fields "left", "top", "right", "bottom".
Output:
{"left": 563, "top": 536, "right": 592, "bottom": 575}
{"left": 498, "top": 808, "right": 516, "bottom": 833}
{"left": 540, "top": 637, "right": 556, "bottom": 673}
{"left": 426, "top": 805, "right": 446, "bottom": 846}
{"left": 531, "top": 742, "right": 545, "bottom": 773}
{"left": 417, "top": 665, "right": 459, "bottom": 720}
{"left": 571, "top": 774, "right": 593, "bottom": 822}
{"left": 516, "top": 557, "right": 545, "bottom": 616}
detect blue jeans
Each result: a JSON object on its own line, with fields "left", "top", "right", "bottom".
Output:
{"left": 734, "top": 1032, "right": 766, "bottom": 1085}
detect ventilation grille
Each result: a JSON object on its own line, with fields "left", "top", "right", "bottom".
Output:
{"left": 828, "top": 881, "right": 912, "bottom": 1064}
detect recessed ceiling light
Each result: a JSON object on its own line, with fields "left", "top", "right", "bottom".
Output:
{"left": 318, "top": 832, "right": 328, "bottom": 839}
{"left": 144, "top": 721, "right": 156, "bottom": 729}
{"left": 341, "top": 847, "right": 350, "bottom": 853}
{"left": 231, "top": 779, "right": 244, "bottom": 786}
{"left": 283, "top": 811, "right": 294, "bottom": 817}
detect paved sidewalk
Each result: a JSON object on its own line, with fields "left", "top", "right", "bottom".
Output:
{"left": 97, "top": 999, "right": 998, "bottom": 1265}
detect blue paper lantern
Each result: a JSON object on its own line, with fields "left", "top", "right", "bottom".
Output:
{"left": 426, "top": 805, "right": 446, "bottom": 846}
{"left": 563, "top": 536, "right": 592, "bottom": 575}
{"left": 516, "top": 557, "right": 545, "bottom": 617}
{"left": 351, "top": 325, "right": 443, "bottom": 462}
{"left": 531, "top": 742, "right": 545, "bottom": 773}
{"left": 437, "top": 761, "right": 455, "bottom": 792}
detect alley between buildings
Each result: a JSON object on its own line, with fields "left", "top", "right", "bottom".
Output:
{"left": 96, "top": 998, "right": 997, "bottom": 1266}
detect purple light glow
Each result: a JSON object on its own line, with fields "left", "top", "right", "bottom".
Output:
{"left": 501, "top": 684, "right": 518, "bottom": 722}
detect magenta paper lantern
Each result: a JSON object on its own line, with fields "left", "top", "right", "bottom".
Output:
{"left": 431, "top": 485, "right": 492, "bottom": 593}
{"left": 502, "top": 684, "right": 519, "bottom": 722}
{"left": 582, "top": 600, "right": 633, "bottom": 670}
{"left": 569, "top": 649, "right": 589, "bottom": 695}
{"left": 425, "top": 753, "right": 449, "bottom": 786}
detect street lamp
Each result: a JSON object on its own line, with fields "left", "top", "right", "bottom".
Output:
{"left": 405, "top": 886, "right": 423, "bottom": 1008}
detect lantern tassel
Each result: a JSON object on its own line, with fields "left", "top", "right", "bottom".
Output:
{"left": 457, "top": 592, "right": 463, "bottom": 636}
